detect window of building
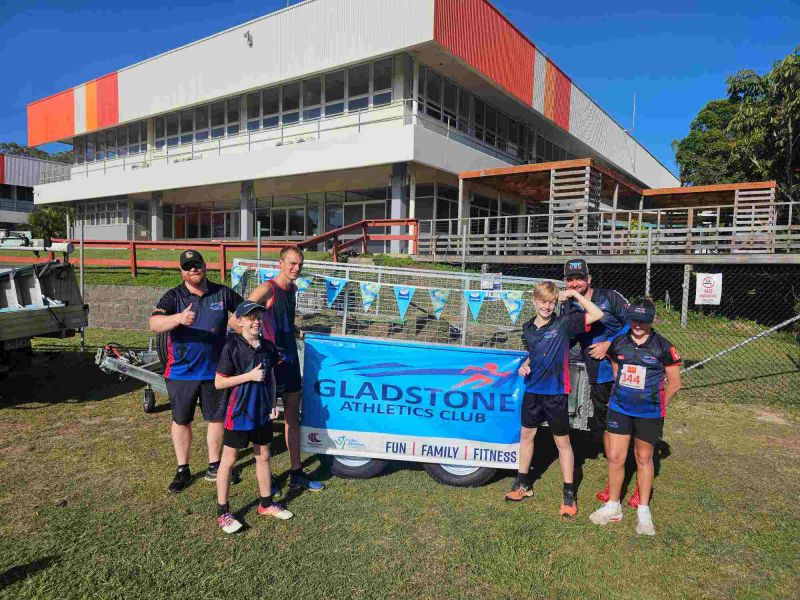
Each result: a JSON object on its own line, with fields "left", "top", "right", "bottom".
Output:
{"left": 372, "top": 57, "right": 393, "bottom": 106}
{"left": 325, "top": 70, "right": 345, "bottom": 116}
{"left": 282, "top": 82, "right": 300, "bottom": 125}
{"left": 302, "top": 77, "right": 322, "bottom": 121}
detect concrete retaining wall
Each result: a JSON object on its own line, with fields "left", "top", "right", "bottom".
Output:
{"left": 84, "top": 284, "right": 167, "bottom": 330}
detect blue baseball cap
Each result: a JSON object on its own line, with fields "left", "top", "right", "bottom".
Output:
{"left": 235, "top": 301, "right": 266, "bottom": 318}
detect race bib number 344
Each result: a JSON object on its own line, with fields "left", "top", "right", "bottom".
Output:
{"left": 620, "top": 364, "right": 646, "bottom": 390}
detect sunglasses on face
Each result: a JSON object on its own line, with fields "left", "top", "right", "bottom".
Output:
{"left": 183, "top": 262, "right": 205, "bottom": 271}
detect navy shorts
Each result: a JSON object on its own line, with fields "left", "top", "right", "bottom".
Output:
{"left": 223, "top": 424, "right": 274, "bottom": 449}
{"left": 606, "top": 408, "right": 663, "bottom": 446}
{"left": 588, "top": 382, "right": 613, "bottom": 432}
{"left": 275, "top": 359, "right": 302, "bottom": 395}
{"left": 166, "top": 379, "right": 227, "bottom": 425}
{"left": 521, "top": 393, "right": 570, "bottom": 436}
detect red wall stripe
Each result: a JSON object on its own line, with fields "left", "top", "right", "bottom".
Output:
{"left": 0, "top": 154, "right": 5, "bottom": 185}
{"left": 96, "top": 73, "right": 119, "bottom": 129}
{"left": 27, "top": 89, "right": 75, "bottom": 147}
{"left": 434, "top": 0, "right": 534, "bottom": 105}
{"left": 553, "top": 68, "right": 571, "bottom": 130}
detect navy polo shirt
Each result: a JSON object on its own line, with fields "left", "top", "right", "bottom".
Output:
{"left": 522, "top": 312, "right": 589, "bottom": 395}
{"left": 608, "top": 330, "right": 682, "bottom": 418}
{"left": 152, "top": 281, "right": 242, "bottom": 380}
{"left": 216, "top": 333, "right": 280, "bottom": 431}
{"left": 563, "top": 288, "right": 630, "bottom": 384}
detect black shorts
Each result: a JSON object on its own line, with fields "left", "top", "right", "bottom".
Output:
{"left": 587, "top": 382, "right": 613, "bottom": 432}
{"left": 223, "top": 424, "right": 274, "bottom": 449}
{"left": 275, "top": 359, "right": 302, "bottom": 395}
{"left": 606, "top": 408, "right": 663, "bottom": 446}
{"left": 166, "top": 379, "right": 227, "bottom": 425}
{"left": 521, "top": 393, "right": 570, "bottom": 436}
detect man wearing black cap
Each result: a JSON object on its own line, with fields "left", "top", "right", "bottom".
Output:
{"left": 150, "top": 249, "right": 244, "bottom": 493}
{"left": 561, "top": 258, "right": 633, "bottom": 502}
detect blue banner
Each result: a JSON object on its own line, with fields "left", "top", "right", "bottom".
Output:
{"left": 393, "top": 285, "right": 416, "bottom": 321}
{"left": 428, "top": 289, "right": 450, "bottom": 320}
{"left": 295, "top": 276, "right": 313, "bottom": 297}
{"left": 359, "top": 282, "right": 381, "bottom": 312}
{"left": 259, "top": 268, "right": 278, "bottom": 284}
{"left": 324, "top": 277, "right": 348, "bottom": 308}
{"left": 500, "top": 290, "right": 525, "bottom": 324}
{"left": 301, "top": 334, "right": 526, "bottom": 468}
{"left": 464, "top": 290, "right": 487, "bottom": 321}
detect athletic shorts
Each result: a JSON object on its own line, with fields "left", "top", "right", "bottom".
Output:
{"left": 521, "top": 393, "right": 570, "bottom": 436}
{"left": 587, "top": 382, "right": 613, "bottom": 432}
{"left": 166, "top": 379, "right": 227, "bottom": 425}
{"left": 275, "top": 359, "right": 302, "bottom": 395}
{"left": 606, "top": 408, "right": 663, "bottom": 446}
{"left": 223, "top": 424, "right": 274, "bottom": 449}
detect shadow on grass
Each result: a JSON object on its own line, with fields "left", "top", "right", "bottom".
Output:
{"left": 1, "top": 352, "right": 142, "bottom": 408}
{"left": 0, "top": 556, "right": 60, "bottom": 590}
{"left": 684, "top": 367, "right": 800, "bottom": 390}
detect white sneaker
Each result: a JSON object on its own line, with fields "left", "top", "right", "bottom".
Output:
{"left": 217, "top": 512, "right": 243, "bottom": 534}
{"left": 589, "top": 502, "right": 623, "bottom": 525}
{"left": 636, "top": 512, "right": 656, "bottom": 536}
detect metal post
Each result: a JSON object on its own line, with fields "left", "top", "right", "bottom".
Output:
{"left": 257, "top": 220, "right": 262, "bottom": 261}
{"left": 461, "top": 223, "right": 468, "bottom": 271}
{"left": 80, "top": 219, "right": 85, "bottom": 352}
{"left": 681, "top": 264, "right": 692, "bottom": 329}
{"left": 460, "top": 277, "right": 469, "bottom": 346}
{"left": 341, "top": 268, "right": 350, "bottom": 335}
{"left": 645, "top": 228, "right": 653, "bottom": 297}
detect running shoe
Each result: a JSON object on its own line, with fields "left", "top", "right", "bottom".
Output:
{"left": 589, "top": 503, "right": 624, "bottom": 525}
{"left": 636, "top": 511, "right": 656, "bottom": 536}
{"left": 258, "top": 502, "right": 294, "bottom": 520}
{"left": 217, "top": 512, "right": 243, "bottom": 534}
{"left": 560, "top": 494, "right": 578, "bottom": 517}
{"left": 627, "top": 484, "right": 640, "bottom": 509}
{"left": 595, "top": 483, "right": 610, "bottom": 503}
{"left": 504, "top": 478, "right": 533, "bottom": 502}
{"left": 204, "top": 465, "right": 241, "bottom": 485}
{"left": 168, "top": 468, "right": 191, "bottom": 494}
{"left": 289, "top": 471, "right": 325, "bottom": 492}
{"left": 271, "top": 476, "right": 282, "bottom": 497}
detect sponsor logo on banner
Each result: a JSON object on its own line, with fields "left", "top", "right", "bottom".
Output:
{"left": 324, "top": 277, "right": 348, "bottom": 308}
{"left": 230, "top": 264, "right": 248, "bottom": 290}
{"left": 428, "top": 289, "right": 450, "bottom": 320}
{"left": 259, "top": 268, "right": 278, "bottom": 284}
{"left": 695, "top": 272, "right": 722, "bottom": 305}
{"left": 300, "top": 334, "right": 527, "bottom": 468}
{"left": 393, "top": 285, "right": 416, "bottom": 321}
{"left": 359, "top": 282, "right": 381, "bottom": 313}
{"left": 295, "top": 276, "right": 312, "bottom": 297}
{"left": 307, "top": 432, "right": 322, "bottom": 447}
{"left": 464, "top": 290, "right": 487, "bottom": 321}
{"left": 499, "top": 290, "right": 524, "bottom": 324}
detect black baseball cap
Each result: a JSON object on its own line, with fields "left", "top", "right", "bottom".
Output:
{"left": 179, "top": 250, "right": 205, "bottom": 270}
{"left": 235, "top": 300, "right": 266, "bottom": 318}
{"left": 564, "top": 258, "right": 589, "bottom": 279}
{"left": 627, "top": 299, "right": 656, "bottom": 323}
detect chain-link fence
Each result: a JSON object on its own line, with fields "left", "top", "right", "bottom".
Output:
{"left": 492, "top": 261, "right": 800, "bottom": 405}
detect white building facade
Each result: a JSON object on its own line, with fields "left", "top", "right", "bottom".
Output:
{"left": 29, "top": 0, "right": 678, "bottom": 247}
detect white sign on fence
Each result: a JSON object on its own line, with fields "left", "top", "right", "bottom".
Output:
{"left": 695, "top": 273, "right": 722, "bottom": 305}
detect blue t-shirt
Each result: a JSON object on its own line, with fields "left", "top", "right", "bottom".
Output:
{"left": 522, "top": 312, "right": 588, "bottom": 395}
{"left": 563, "top": 288, "right": 630, "bottom": 384}
{"left": 216, "top": 333, "right": 280, "bottom": 431}
{"left": 152, "top": 281, "right": 242, "bottom": 380}
{"left": 608, "top": 330, "right": 681, "bottom": 418}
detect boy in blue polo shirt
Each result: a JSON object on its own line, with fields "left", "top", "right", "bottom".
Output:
{"left": 589, "top": 298, "right": 682, "bottom": 536}
{"left": 506, "top": 282, "right": 603, "bottom": 517}
{"left": 213, "top": 301, "right": 293, "bottom": 534}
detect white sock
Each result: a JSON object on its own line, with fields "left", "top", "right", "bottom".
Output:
{"left": 606, "top": 501, "right": 621, "bottom": 510}
{"left": 637, "top": 505, "right": 651, "bottom": 517}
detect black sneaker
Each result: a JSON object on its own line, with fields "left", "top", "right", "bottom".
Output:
{"left": 168, "top": 468, "right": 191, "bottom": 493}
{"left": 205, "top": 464, "right": 241, "bottom": 485}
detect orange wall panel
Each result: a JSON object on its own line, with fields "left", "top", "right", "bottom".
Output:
{"left": 96, "top": 73, "right": 119, "bottom": 129}
{"left": 27, "top": 89, "right": 75, "bottom": 147}
{"left": 85, "top": 80, "right": 98, "bottom": 132}
{"left": 434, "top": 0, "right": 534, "bottom": 105}
{"left": 544, "top": 61, "right": 556, "bottom": 120}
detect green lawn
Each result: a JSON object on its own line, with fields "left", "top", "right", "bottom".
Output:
{"left": 2, "top": 330, "right": 799, "bottom": 599}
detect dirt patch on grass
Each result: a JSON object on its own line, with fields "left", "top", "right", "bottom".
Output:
{"left": 753, "top": 408, "right": 790, "bottom": 425}
{"left": 753, "top": 435, "right": 800, "bottom": 454}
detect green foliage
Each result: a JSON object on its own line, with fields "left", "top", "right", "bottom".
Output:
{"left": 0, "top": 141, "right": 72, "bottom": 164}
{"left": 28, "top": 205, "right": 72, "bottom": 238}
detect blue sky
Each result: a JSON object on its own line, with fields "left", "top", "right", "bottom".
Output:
{"left": 1, "top": 0, "right": 798, "bottom": 176}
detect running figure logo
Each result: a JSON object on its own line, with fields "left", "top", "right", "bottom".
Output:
{"left": 453, "top": 363, "right": 511, "bottom": 389}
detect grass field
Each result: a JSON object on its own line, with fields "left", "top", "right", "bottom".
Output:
{"left": 1, "top": 329, "right": 799, "bottom": 599}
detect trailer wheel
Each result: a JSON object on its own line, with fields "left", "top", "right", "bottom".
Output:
{"left": 155, "top": 332, "right": 169, "bottom": 368}
{"left": 143, "top": 388, "right": 156, "bottom": 414}
{"left": 422, "top": 463, "right": 496, "bottom": 487}
{"left": 331, "top": 456, "right": 388, "bottom": 479}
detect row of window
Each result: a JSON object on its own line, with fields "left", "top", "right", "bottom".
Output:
{"left": 75, "top": 200, "right": 129, "bottom": 226}
{"left": 417, "top": 64, "right": 573, "bottom": 164}
{"left": 73, "top": 122, "right": 147, "bottom": 164}
{"left": 0, "top": 184, "right": 33, "bottom": 202}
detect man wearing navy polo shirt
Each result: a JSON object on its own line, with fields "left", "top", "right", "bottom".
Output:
{"left": 150, "top": 250, "right": 243, "bottom": 493}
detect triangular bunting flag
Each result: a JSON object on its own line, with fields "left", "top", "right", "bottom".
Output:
{"left": 359, "top": 282, "right": 381, "bottom": 313}
{"left": 230, "top": 264, "right": 248, "bottom": 291}
{"left": 259, "top": 268, "right": 278, "bottom": 284}
{"left": 324, "top": 277, "right": 348, "bottom": 308}
{"left": 295, "top": 276, "right": 312, "bottom": 297}
{"left": 464, "top": 290, "right": 487, "bottom": 321}
{"left": 500, "top": 290, "right": 525, "bottom": 324}
{"left": 393, "top": 285, "right": 416, "bottom": 321}
{"left": 428, "top": 289, "right": 450, "bottom": 320}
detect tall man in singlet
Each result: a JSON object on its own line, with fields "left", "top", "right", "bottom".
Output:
{"left": 248, "top": 246, "right": 324, "bottom": 492}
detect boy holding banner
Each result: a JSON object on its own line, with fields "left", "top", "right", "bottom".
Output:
{"left": 506, "top": 282, "right": 603, "bottom": 516}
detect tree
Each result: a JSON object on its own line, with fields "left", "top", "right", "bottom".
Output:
{"left": 28, "top": 205, "right": 72, "bottom": 239}
{"left": 0, "top": 142, "right": 72, "bottom": 164}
